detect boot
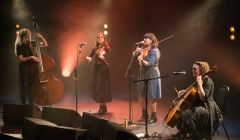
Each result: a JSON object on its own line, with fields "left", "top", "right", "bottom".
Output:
{"left": 101, "top": 105, "right": 107, "bottom": 114}
{"left": 97, "top": 105, "right": 103, "bottom": 115}
{"left": 97, "top": 105, "right": 107, "bottom": 115}
{"left": 149, "top": 112, "right": 157, "bottom": 123}
{"left": 137, "top": 109, "right": 148, "bottom": 122}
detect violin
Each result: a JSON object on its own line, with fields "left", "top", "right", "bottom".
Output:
{"left": 137, "top": 46, "right": 151, "bottom": 65}
{"left": 95, "top": 45, "right": 108, "bottom": 65}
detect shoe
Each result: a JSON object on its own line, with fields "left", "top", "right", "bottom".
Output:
{"left": 101, "top": 105, "right": 107, "bottom": 114}
{"left": 172, "top": 130, "right": 187, "bottom": 138}
{"left": 148, "top": 117, "right": 157, "bottom": 123}
{"left": 97, "top": 105, "right": 107, "bottom": 115}
{"left": 137, "top": 110, "right": 149, "bottom": 122}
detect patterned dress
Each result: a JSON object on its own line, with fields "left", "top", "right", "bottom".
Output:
{"left": 176, "top": 77, "right": 223, "bottom": 138}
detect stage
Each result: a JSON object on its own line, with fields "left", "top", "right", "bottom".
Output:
{"left": 0, "top": 94, "right": 239, "bottom": 140}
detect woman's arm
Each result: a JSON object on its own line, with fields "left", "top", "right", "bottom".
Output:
{"left": 36, "top": 33, "right": 48, "bottom": 47}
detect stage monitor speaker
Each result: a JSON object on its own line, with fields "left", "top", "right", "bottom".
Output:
{"left": 42, "top": 107, "right": 81, "bottom": 128}
{"left": 3, "top": 104, "right": 33, "bottom": 125}
{"left": 22, "top": 117, "right": 88, "bottom": 140}
{"left": 103, "top": 121, "right": 139, "bottom": 140}
{"left": 81, "top": 112, "right": 139, "bottom": 140}
{"left": 0, "top": 133, "right": 23, "bottom": 140}
{"left": 81, "top": 112, "right": 108, "bottom": 139}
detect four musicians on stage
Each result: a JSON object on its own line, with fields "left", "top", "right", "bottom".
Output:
{"left": 15, "top": 26, "right": 223, "bottom": 139}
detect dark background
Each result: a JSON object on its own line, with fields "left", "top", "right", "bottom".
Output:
{"left": 0, "top": 0, "right": 239, "bottom": 125}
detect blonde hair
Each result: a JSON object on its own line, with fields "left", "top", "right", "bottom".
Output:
{"left": 194, "top": 61, "right": 210, "bottom": 74}
{"left": 14, "top": 28, "right": 31, "bottom": 55}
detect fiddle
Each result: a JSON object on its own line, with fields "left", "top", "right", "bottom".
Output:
{"left": 95, "top": 45, "right": 109, "bottom": 65}
{"left": 136, "top": 46, "right": 151, "bottom": 66}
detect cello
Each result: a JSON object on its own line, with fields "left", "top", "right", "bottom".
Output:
{"left": 164, "top": 67, "right": 217, "bottom": 128}
{"left": 30, "top": 18, "right": 64, "bottom": 106}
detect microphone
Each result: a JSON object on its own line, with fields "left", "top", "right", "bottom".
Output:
{"left": 78, "top": 42, "right": 87, "bottom": 47}
{"left": 135, "top": 41, "right": 144, "bottom": 45}
{"left": 173, "top": 71, "right": 186, "bottom": 75}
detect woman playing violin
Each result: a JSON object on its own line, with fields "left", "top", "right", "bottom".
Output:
{"left": 15, "top": 28, "right": 48, "bottom": 105}
{"left": 173, "top": 61, "right": 223, "bottom": 139}
{"left": 86, "top": 32, "right": 112, "bottom": 115}
{"left": 135, "top": 33, "right": 161, "bottom": 123}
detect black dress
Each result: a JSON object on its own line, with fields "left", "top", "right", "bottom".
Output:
{"left": 177, "top": 77, "right": 223, "bottom": 138}
{"left": 88, "top": 46, "right": 112, "bottom": 103}
{"left": 16, "top": 43, "right": 34, "bottom": 105}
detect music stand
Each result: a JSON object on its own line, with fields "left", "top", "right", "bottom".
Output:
{"left": 133, "top": 74, "right": 173, "bottom": 138}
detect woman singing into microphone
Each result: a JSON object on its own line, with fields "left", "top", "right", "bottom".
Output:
{"left": 135, "top": 33, "right": 162, "bottom": 123}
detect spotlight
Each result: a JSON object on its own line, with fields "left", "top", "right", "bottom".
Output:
{"left": 104, "top": 24, "right": 108, "bottom": 29}
{"left": 104, "top": 31, "right": 108, "bottom": 35}
{"left": 62, "top": 70, "right": 70, "bottom": 77}
{"left": 16, "top": 24, "right": 20, "bottom": 29}
{"left": 229, "top": 34, "right": 235, "bottom": 41}
{"left": 229, "top": 26, "right": 235, "bottom": 33}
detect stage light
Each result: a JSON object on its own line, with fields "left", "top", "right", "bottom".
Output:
{"left": 104, "top": 30, "right": 108, "bottom": 35}
{"left": 104, "top": 24, "right": 108, "bottom": 29}
{"left": 16, "top": 24, "right": 20, "bottom": 29}
{"left": 62, "top": 70, "right": 70, "bottom": 77}
{"left": 229, "top": 34, "right": 235, "bottom": 41}
{"left": 229, "top": 26, "right": 235, "bottom": 33}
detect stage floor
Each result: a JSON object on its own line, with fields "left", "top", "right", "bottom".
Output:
{"left": 0, "top": 94, "right": 239, "bottom": 140}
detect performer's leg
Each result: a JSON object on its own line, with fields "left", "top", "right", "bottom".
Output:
{"left": 137, "top": 96, "right": 148, "bottom": 122}
{"left": 149, "top": 99, "right": 157, "bottom": 123}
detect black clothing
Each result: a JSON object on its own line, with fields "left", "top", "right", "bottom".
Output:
{"left": 88, "top": 46, "right": 112, "bottom": 103}
{"left": 176, "top": 77, "right": 223, "bottom": 139}
{"left": 16, "top": 43, "right": 34, "bottom": 105}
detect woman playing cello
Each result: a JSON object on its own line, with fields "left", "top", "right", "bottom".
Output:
{"left": 173, "top": 61, "right": 223, "bottom": 139}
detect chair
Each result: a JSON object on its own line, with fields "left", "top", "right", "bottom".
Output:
{"left": 213, "top": 84, "right": 231, "bottom": 140}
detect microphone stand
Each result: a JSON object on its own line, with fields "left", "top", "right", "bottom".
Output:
{"left": 74, "top": 44, "right": 85, "bottom": 113}
{"left": 124, "top": 52, "right": 137, "bottom": 125}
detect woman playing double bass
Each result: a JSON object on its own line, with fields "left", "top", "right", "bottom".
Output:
{"left": 173, "top": 61, "right": 223, "bottom": 139}
{"left": 15, "top": 28, "right": 48, "bottom": 105}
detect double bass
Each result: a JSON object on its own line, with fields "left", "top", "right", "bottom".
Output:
{"left": 164, "top": 68, "right": 217, "bottom": 127}
{"left": 30, "top": 18, "right": 64, "bottom": 106}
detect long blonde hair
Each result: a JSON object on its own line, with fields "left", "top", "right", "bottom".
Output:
{"left": 14, "top": 28, "right": 31, "bottom": 55}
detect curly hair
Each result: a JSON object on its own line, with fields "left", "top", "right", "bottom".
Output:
{"left": 14, "top": 28, "right": 31, "bottom": 56}
{"left": 194, "top": 61, "right": 210, "bottom": 74}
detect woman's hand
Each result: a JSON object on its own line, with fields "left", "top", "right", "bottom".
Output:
{"left": 86, "top": 56, "right": 92, "bottom": 62}
{"left": 35, "top": 33, "right": 43, "bottom": 38}
{"left": 196, "top": 76, "right": 203, "bottom": 86}
{"left": 30, "top": 56, "right": 41, "bottom": 63}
